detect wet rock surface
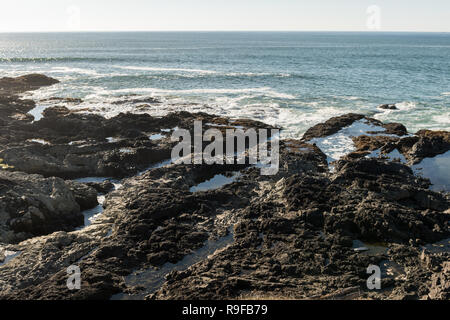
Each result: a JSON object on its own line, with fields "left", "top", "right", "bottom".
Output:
{"left": 0, "top": 75, "right": 448, "bottom": 300}
{"left": 302, "top": 113, "right": 366, "bottom": 141}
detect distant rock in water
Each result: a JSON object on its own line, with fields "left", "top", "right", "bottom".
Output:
{"left": 378, "top": 104, "right": 398, "bottom": 110}
{"left": 0, "top": 74, "right": 59, "bottom": 95}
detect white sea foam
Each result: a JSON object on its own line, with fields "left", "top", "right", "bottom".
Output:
{"left": 308, "top": 120, "right": 392, "bottom": 163}
{"left": 223, "top": 72, "right": 291, "bottom": 78}
{"left": 19, "top": 74, "right": 444, "bottom": 143}
{"left": 78, "top": 195, "right": 105, "bottom": 228}
{"left": 114, "top": 65, "right": 217, "bottom": 74}
{"left": 48, "top": 67, "right": 100, "bottom": 76}
{"left": 394, "top": 101, "right": 417, "bottom": 111}
{"left": 109, "top": 86, "right": 289, "bottom": 96}
{"left": 149, "top": 133, "right": 165, "bottom": 141}
{"left": 119, "top": 148, "right": 134, "bottom": 154}
{"left": 27, "top": 139, "right": 50, "bottom": 145}
{"left": 106, "top": 137, "right": 121, "bottom": 143}
{"left": 432, "top": 113, "right": 450, "bottom": 125}
{"left": 332, "top": 95, "right": 362, "bottom": 101}
{"left": 114, "top": 66, "right": 291, "bottom": 78}
{"left": 66, "top": 93, "right": 354, "bottom": 139}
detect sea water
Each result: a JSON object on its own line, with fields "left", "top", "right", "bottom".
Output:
{"left": 0, "top": 31, "right": 448, "bottom": 139}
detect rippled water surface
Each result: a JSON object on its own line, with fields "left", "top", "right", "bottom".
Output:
{"left": 0, "top": 32, "right": 449, "bottom": 137}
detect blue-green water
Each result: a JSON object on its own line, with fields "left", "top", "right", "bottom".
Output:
{"left": 0, "top": 32, "right": 449, "bottom": 137}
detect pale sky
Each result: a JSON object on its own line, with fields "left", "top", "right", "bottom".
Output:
{"left": 0, "top": 0, "right": 449, "bottom": 32}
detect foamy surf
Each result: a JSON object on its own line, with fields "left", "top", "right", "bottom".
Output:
{"left": 114, "top": 66, "right": 292, "bottom": 78}
{"left": 307, "top": 120, "right": 395, "bottom": 164}
{"left": 24, "top": 82, "right": 380, "bottom": 139}
{"left": 107, "top": 86, "right": 296, "bottom": 98}
{"left": 114, "top": 65, "right": 218, "bottom": 74}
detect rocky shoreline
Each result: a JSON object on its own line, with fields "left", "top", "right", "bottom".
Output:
{"left": 0, "top": 74, "right": 448, "bottom": 300}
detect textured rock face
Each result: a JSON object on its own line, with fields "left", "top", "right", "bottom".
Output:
{"left": 146, "top": 157, "right": 449, "bottom": 300}
{"left": 302, "top": 113, "right": 366, "bottom": 140}
{"left": 0, "top": 103, "right": 272, "bottom": 179}
{"left": 65, "top": 181, "right": 99, "bottom": 210}
{"left": 407, "top": 130, "right": 450, "bottom": 164}
{"left": 428, "top": 261, "right": 450, "bottom": 299}
{"left": 1, "top": 134, "right": 448, "bottom": 300}
{"left": 301, "top": 113, "right": 407, "bottom": 142}
{"left": 325, "top": 159, "right": 448, "bottom": 243}
{"left": 0, "top": 75, "right": 448, "bottom": 300}
{"left": 0, "top": 171, "right": 83, "bottom": 243}
{"left": 345, "top": 126, "right": 449, "bottom": 166}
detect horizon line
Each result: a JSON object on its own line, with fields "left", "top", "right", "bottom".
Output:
{"left": 1, "top": 30, "right": 449, "bottom": 34}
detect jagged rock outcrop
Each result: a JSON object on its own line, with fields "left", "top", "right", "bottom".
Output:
{"left": 0, "top": 171, "right": 83, "bottom": 243}
{"left": 0, "top": 76, "right": 448, "bottom": 300}
{"left": 0, "top": 74, "right": 59, "bottom": 95}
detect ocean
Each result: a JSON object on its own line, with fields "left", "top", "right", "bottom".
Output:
{"left": 0, "top": 31, "right": 449, "bottom": 138}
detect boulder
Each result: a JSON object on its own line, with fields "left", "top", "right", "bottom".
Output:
{"left": 0, "top": 171, "right": 83, "bottom": 243}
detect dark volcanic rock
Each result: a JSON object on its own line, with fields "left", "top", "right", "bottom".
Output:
{"left": 0, "top": 171, "right": 83, "bottom": 244}
{"left": 0, "top": 102, "right": 274, "bottom": 179}
{"left": 0, "top": 79, "right": 448, "bottom": 301}
{"left": 0, "top": 75, "right": 60, "bottom": 145}
{"left": 381, "top": 122, "right": 407, "bottom": 136}
{"left": 302, "top": 113, "right": 365, "bottom": 140}
{"left": 65, "top": 181, "right": 99, "bottom": 210}
{"left": 86, "top": 180, "right": 115, "bottom": 194}
{"left": 347, "top": 123, "right": 447, "bottom": 165}
{"left": 0, "top": 96, "right": 36, "bottom": 142}
{"left": 352, "top": 135, "right": 399, "bottom": 152}
{"left": 302, "top": 113, "right": 408, "bottom": 142}
{"left": 0, "top": 74, "right": 59, "bottom": 95}
{"left": 378, "top": 104, "right": 398, "bottom": 110}
{"left": 406, "top": 130, "right": 450, "bottom": 164}
{"left": 2, "top": 135, "right": 448, "bottom": 300}
{"left": 0, "top": 137, "right": 172, "bottom": 179}
{"left": 111, "top": 97, "right": 161, "bottom": 105}
{"left": 327, "top": 159, "right": 449, "bottom": 242}
{"left": 427, "top": 260, "right": 450, "bottom": 299}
